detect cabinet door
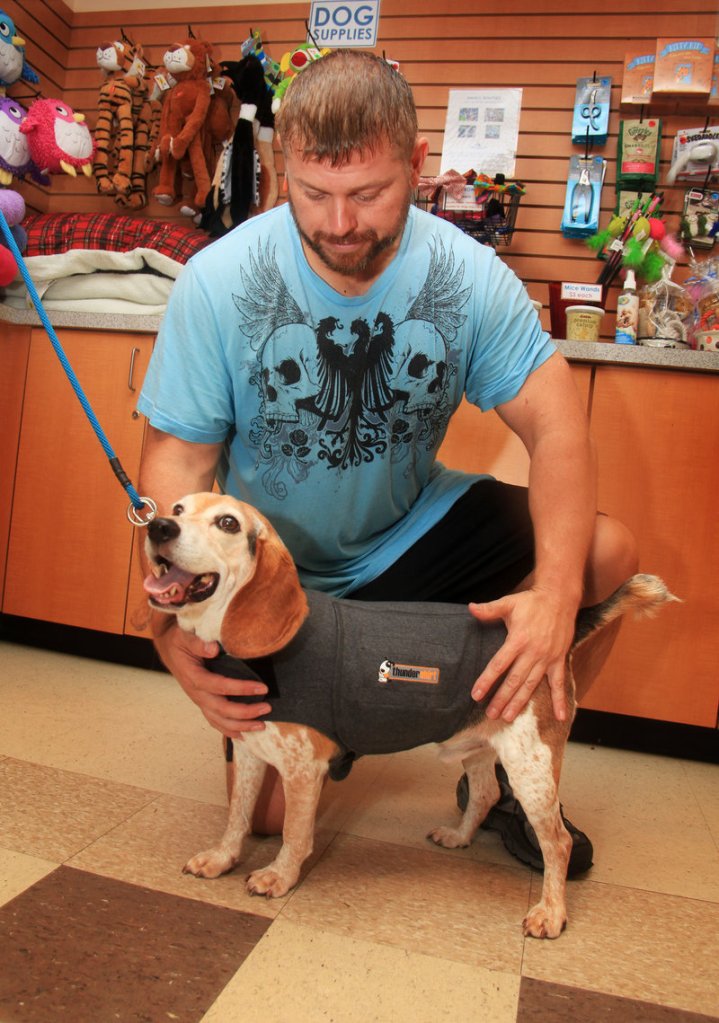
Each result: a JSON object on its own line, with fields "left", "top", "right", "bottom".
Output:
{"left": 437, "top": 363, "right": 592, "bottom": 484}
{"left": 3, "top": 330, "right": 151, "bottom": 634}
{"left": 0, "top": 323, "right": 31, "bottom": 602}
{"left": 583, "top": 366, "right": 719, "bottom": 727}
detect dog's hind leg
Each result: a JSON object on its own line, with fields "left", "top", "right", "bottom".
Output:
{"left": 184, "top": 743, "right": 267, "bottom": 879}
{"left": 492, "top": 713, "right": 572, "bottom": 939}
{"left": 428, "top": 746, "right": 499, "bottom": 849}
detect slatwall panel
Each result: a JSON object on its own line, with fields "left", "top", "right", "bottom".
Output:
{"left": 7, "top": 0, "right": 719, "bottom": 336}
{"left": 2, "top": 0, "right": 73, "bottom": 213}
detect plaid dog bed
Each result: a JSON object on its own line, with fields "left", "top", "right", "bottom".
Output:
{"left": 23, "top": 213, "right": 210, "bottom": 264}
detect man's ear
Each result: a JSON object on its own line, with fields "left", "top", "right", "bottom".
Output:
{"left": 409, "top": 136, "right": 430, "bottom": 187}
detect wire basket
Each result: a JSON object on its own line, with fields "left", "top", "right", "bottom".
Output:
{"left": 416, "top": 186, "right": 522, "bottom": 247}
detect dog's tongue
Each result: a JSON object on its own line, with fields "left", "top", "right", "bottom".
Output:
{"left": 143, "top": 565, "right": 196, "bottom": 604}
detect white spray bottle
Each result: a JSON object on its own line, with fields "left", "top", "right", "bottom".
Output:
{"left": 615, "top": 269, "right": 639, "bottom": 344}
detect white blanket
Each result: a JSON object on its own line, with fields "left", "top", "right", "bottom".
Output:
{"left": 1, "top": 247, "right": 185, "bottom": 315}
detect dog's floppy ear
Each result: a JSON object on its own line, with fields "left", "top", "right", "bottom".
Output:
{"left": 220, "top": 514, "right": 309, "bottom": 658}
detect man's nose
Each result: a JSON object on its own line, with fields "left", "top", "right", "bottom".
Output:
{"left": 327, "top": 197, "right": 357, "bottom": 236}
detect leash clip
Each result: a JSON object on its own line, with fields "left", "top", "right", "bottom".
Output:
{"left": 127, "top": 496, "right": 158, "bottom": 526}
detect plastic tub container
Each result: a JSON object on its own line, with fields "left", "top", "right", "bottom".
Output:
{"left": 565, "top": 305, "right": 604, "bottom": 341}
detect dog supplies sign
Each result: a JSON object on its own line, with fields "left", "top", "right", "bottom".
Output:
{"left": 309, "top": 1, "right": 381, "bottom": 47}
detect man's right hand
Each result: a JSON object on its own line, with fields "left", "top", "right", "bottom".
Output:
{"left": 154, "top": 621, "right": 272, "bottom": 736}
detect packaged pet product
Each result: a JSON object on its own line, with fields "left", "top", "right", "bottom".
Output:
{"left": 653, "top": 38, "right": 714, "bottom": 97}
{"left": 615, "top": 270, "right": 639, "bottom": 344}
{"left": 638, "top": 267, "right": 693, "bottom": 347}
{"left": 682, "top": 253, "right": 719, "bottom": 347}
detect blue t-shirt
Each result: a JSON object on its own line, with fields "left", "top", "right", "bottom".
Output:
{"left": 138, "top": 204, "right": 555, "bottom": 595}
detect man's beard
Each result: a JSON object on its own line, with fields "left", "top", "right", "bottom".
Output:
{"left": 289, "top": 195, "right": 411, "bottom": 277}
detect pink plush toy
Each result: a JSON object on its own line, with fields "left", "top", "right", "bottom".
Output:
{"left": 20, "top": 98, "right": 95, "bottom": 178}
{"left": 0, "top": 188, "right": 24, "bottom": 284}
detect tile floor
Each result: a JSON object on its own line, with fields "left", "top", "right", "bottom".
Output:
{"left": 1, "top": 638, "right": 718, "bottom": 1023}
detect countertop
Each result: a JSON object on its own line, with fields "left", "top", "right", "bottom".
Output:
{"left": 2, "top": 302, "right": 718, "bottom": 374}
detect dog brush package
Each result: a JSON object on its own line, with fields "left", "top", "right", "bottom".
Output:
{"left": 666, "top": 126, "right": 719, "bottom": 184}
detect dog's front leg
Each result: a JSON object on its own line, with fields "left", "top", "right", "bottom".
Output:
{"left": 184, "top": 741, "right": 267, "bottom": 879}
{"left": 428, "top": 746, "right": 499, "bottom": 848}
{"left": 246, "top": 757, "right": 327, "bottom": 898}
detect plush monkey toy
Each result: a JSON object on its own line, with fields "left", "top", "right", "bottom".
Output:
{"left": 152, "top": 38, "right": 215, "bottom": 216}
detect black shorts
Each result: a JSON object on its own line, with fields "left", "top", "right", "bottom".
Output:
{"left": 348, "top": 479, "right": 534, "bottom": 605}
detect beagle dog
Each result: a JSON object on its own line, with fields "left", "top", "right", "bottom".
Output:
{"left": 144, "top": 492, "right": 676, "bottom": 939}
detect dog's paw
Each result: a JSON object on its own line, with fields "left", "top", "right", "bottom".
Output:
{"left": 246, "top": 866, "right": 296, "bottom": 898}
{"left": 522, "top": 903, "right": 567, "bottom": 939}
{"left": 183, "top": 848, "right": 239, "bottom": 879}
{"left": 427, "top": 825, "right": 471, "bottom": 849}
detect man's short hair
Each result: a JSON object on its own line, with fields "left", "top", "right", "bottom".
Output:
{"left": 275, "top": 49, "right": 418, "bottom": 165}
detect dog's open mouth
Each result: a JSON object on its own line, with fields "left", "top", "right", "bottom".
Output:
{"left": 144, "top": 558, "right": 220, "bottom": 608}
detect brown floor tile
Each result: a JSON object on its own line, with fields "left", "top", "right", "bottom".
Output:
{"left": 0, "top": 865, "right": 271, "bottom": 1023}
{"left": 518, "top": 978, "right": 719, "bottom": 1022}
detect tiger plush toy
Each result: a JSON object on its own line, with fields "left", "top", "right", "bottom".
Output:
{"left": 92, "top": 39, "right": 136, "bottom": 198}
{"left": 93, "top": 38, "right": 160, "bottom": 209}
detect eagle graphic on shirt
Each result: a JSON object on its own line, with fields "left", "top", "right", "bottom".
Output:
{"left": 233, "top": 237, "right": 472, "bottom": 497}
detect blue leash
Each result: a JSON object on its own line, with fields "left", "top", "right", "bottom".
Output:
{"left": 0, "top": 209, "right": 156, "bottom": 525}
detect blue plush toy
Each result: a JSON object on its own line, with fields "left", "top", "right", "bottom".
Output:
{"left": 0, "top": 10, "right": 40, "bottom": 87}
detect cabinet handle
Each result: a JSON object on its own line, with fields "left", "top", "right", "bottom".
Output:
{"left": 128, "top": 346, "right": 140, "bottom": 392}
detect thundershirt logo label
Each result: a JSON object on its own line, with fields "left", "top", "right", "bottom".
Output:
{"left": 378, "top": 660, "right": 440, "bottom": 685}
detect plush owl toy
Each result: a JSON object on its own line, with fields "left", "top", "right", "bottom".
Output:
{"left": 0, "top": 97, "right": 49, "bottom": 185}
{"left": 20, "top": 98, "right": 95, "bottom": 178}
{"left": 0, "top": 10, "right": 39, "bottom": 87}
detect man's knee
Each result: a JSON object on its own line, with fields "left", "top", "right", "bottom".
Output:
{"left": 585, "top": 515, "right": 639, "bottom": 604}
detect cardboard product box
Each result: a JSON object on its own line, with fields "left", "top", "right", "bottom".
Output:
{"left": 709, "top": 52, "right": 719, "bottom": 106}
{"left": 653, "top": 37, "right": 715, "bottom": 96}
{"left": 621, "top": 50, "right": 655, "bottom": 105}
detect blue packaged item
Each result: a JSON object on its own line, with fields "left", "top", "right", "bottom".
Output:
{"left": 572, "top": 76, "right": 612, "bottom": 146}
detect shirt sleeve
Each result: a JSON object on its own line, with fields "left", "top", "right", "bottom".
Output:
{"left": 137, "top": 261, "right": 236, "bottom": 443}
{"left": 463, "top": 248, "right": 556, "bottom": 412}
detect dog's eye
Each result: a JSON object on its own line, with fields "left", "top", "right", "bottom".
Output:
{"left": 216, "top": 515, "right": 240, "bottom": 533}
{"left": 172, "top": 503, "right": 184, "bottom": 516}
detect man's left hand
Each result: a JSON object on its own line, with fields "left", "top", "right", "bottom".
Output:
{"left": 469, "top": 588, "right": 577, "bottom": 723}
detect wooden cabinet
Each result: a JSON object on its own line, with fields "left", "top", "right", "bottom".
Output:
{"left": 437, "top": 364, "right": 592, "bottom": 485}
{"left": 3, "top": 329, "right": 152, "bottom": 634}
{"left": 583, "top": 366, "right": 719, "bottom": 728}
{"left": 0, "top": 323, "right": 31, "bottom": 604}
{"left": 437, "top": 361, "right": 719, "bottom": 728}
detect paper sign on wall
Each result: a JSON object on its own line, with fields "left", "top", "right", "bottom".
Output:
{"left": 308, "top": 1, "right": 381, "bottom": 47}
{"left": 440, "top": 89, "right": 522, "bottom": 209}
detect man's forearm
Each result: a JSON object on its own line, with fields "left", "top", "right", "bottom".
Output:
{"left": 526, "top": 426, "right": 597, "bottom": 609}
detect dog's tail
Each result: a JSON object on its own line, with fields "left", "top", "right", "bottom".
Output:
{"left": 573, "top": 573, "right": 680, "bottom": 648}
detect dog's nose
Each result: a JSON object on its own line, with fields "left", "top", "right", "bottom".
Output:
{"left": 147, "top": 517, "right": 181, "bottom": 543}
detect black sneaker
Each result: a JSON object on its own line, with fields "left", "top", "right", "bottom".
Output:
{"left": 455, "top": 767, "right": 593, "bottom": 877}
